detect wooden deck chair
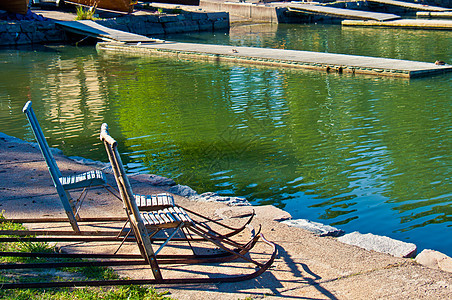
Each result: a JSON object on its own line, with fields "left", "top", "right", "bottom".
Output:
{"left": 100, "top": 123, "right": 276, "bottom": 283}
{"left": 22, "top": 101, "right": 113, "bottom": 233}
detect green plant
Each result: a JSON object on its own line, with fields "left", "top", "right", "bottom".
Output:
{"left": 0, "top": 212, "right": 53, "bottom": 263}
{"left": 75, "top": 0, "right": 98, "bottom": 20}
{"left": 157, "top": 8, "right": 163, "bottom": 14}
{"left": 0, "top": 285, "right": 174, "bottom": 300}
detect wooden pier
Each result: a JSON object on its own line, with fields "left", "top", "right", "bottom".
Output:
{"left": 417, "top": 11, "right": 452, "bottom": 19}
{"left": 367, "top": 0, "right": 452, "bottom": 12}
{"left": 342, "top": 19, "right": 452, "bottom": 30}
{"left": 96, "top": 41, "right": 452, "bottom": 78}
{"left": 287, "top": 3, "right": 400, "bottom": 21}
{"left": 56, "top": 20, "right": 155, "bottom": 43}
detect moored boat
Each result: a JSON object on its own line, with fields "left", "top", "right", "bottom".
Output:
{"left": 65, "top": 0, "right": 134, "bottom": 14}
{"left": 0, "top": 0, "right": 29, "bottom": 14}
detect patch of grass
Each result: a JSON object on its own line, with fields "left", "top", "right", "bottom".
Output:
{"left": 0, "top": 212, "right": 173, "bottom": 299}
{"left": 0, "top": 285, "right": 173, "bottom": 300}
{"left": 0, "top": 211, "right": 53, "bottom": 263}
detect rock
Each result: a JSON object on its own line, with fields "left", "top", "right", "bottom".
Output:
{"left": 0, "top": 132, "right": 28, "bottom": 144}
{"left": 168, "top": 184, "right": 198, "bottom": 197}
{"left": 129, "top": 174, "right": 176, "bottom": 186}
{"left": 158, "top": 15, "right": 179, "bottom": 23}
{"left": 67, "top": 156, "right": 109, "bottom": 168}
{"left": 282, "top": 219, "right": 344, "bottom": 237}
{"left": 27, "top": 142, "right": 63, "bottom": 156}
{"left": 190, "top": 192, "right": 250, "bottom": 206}
{"left": 207, "top": 12, "right": 229, "bottom": 21}
{"left": 198, "top": 20, "right": 213, "bottom": 31}
{"left": 163, "top": 20, "right": 199, "bottom": 34}
{"left": 416, "top": 249, "right": 452, "bottom": 273}
{"left": 338, "top": 232, "right": 417, "bottom": 258}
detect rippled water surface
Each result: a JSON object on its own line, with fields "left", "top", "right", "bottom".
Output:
{"left": 0, "top": 24, "right": 451, "bottom": 255}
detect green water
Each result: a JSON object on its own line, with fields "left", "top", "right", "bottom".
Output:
{"left": 0, "top": 24, "right": 451, "bottom": 255}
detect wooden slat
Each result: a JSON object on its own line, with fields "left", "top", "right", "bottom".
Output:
{"left": 159, "top": 212, "right": 171, "bottom": 224}
{"left": 147, "top": 212, "right": 159, "bottom": 225}
{"left": 142, "top": 213, "right": 152, "bottom": 225}
{"left": 168, "top": 207, "right": 182, "bottom": 222}
{"left": 163, "top": 209, "right": 176, "bottom": 223}
{"left": 174, "top": 207, "right": 189, "bottom": 223}
{"left": 179, "top": 207, "right": 193, "bottom": 223}
{"left": 154, "top": 212, "right": 165, "bottom": 225}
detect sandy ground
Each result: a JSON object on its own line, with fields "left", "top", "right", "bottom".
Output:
{"left": 0, "top": 134, "right": 451, "bottom": 299}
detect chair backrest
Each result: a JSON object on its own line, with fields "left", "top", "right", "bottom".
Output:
{"left": 99, "top": 123, "right": 163, "bottom": 281}
{"left": 23, "top": 101, "right": 79, "bottom": 233}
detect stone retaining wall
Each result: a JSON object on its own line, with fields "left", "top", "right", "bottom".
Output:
{"left": 0, "top": 20, "right": 66, "bottom": 46}
{"left": 0, "top": 11, "right": 229, "bottom": 46}
{"left": 96, "top": 12, "right": 229, "bottom": 36}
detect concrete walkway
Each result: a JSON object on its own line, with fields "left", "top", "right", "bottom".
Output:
{"left": 0, "top": 133, "right": 451, "bottom": 299}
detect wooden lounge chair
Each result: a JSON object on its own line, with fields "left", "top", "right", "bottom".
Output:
{"left": 21, "top": 101, "right": 113, "bottom": 232}
{"left": 99, "top": 123, "right": 277, "bottom": 284}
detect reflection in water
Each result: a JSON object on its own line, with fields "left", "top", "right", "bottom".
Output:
{"left": 0, "top": 24, "right": 451, "bottom": 256}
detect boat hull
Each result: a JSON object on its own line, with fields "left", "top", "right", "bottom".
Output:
{"left": 0, "top": 0, "right": 29, "bottom": 14}
{"left": 65, "top": 0, "right": 134, "bottom": 13}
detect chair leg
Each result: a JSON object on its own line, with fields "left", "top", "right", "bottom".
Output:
{"left": 113, "top": 228, "right": 132, "bottom": 255}
{"left": 102, "top": 183, "right": 123, "bottom": 201}
{"left": 181, "top": 227, "right": 197, "bottom": 255}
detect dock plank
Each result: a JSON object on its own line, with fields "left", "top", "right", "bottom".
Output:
{"left": 97, "top": 41, "right": 452, "bottom": 78}
{"left": 417, "top": 11, "right": 452, "bottom": 19}
{"left": 287, "top": 3, "right": 400, "bottom": 21}
{"left": 367, "top": 0, "right": 452, "bottom": 12}
{"left": 56, "top": 20, "right": 154, "bottom": 43}
{"left": 342, "top": 18, "right": 452, "bottom": 30}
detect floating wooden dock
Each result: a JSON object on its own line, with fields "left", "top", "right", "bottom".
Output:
{"left": 96, "top": 41, "right": 452, "bottom": 78}
{"left": 367, "top": 0, "right": 452, "bottom": 12}
{"left": 56, "top": 20, "right": 155, "bottom": 43}
{"left": 287, "top": 3, "right": 400, "bottom": 21}
{"left": 417, "top": 11, "right": 452, "bottom": 19}
{"left": 342, "top": 19, "right": 452, "bottom": 30}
